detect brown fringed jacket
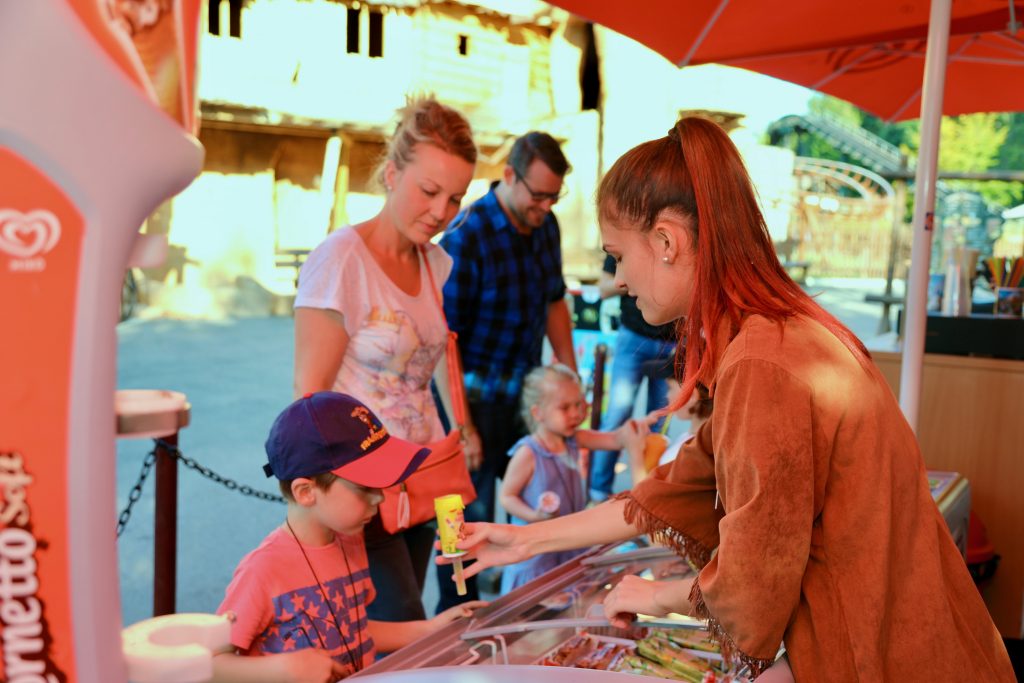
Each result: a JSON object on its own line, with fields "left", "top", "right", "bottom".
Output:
{"left": 620, "top": 315, "right": 1014, "bottom": 680}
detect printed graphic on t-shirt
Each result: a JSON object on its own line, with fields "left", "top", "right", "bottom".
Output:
{"left": 346, "top": 306, "right": 445, "bottom": 444}
{"left": 250, "top": 571, "right": 375, "bottom": 669}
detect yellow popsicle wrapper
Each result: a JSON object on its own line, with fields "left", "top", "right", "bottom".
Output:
{"left": 434, "top": 494, "right": 466, "bottom": 558}
{"left": 435, "top": 494, "right": 468, "bottom": 595}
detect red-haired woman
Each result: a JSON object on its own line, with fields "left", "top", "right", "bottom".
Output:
{"left": 440, "top": 117, "right": 1014, "bottom": 681}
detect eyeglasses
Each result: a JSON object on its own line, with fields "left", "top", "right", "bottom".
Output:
{"left": 515, "top": 172, "right": 567, "bottom": 205}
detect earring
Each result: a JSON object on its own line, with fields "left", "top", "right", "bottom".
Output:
{"left": 662, "top": 256, "right": 669, "bottom": 263}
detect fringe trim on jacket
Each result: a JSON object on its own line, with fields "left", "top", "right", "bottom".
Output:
{"left": 690, "top": 578, "right": 777, "bottom": 679}
{"left": 613, "top": 491, "right": 712, "bottom": 570}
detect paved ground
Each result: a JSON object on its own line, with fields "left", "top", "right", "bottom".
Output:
{"left": 115, "top": 277, "right": 896, "bottom": 627}
{"left": 116, "top": 317, "right": 295, "bottom": 627}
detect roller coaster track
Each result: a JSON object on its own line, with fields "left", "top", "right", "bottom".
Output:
{"left": 768, "top": 112, "right": 906, "bottom": 175}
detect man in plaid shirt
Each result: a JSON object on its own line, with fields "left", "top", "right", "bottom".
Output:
{"left": 438, "top": 132, "right": 577, "bottom": 605}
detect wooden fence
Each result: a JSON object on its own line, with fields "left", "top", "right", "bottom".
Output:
{"left": 788, "top": 196, "right": 911, "bottom": 280}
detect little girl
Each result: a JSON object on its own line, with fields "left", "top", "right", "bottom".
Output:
{"left": 499, "top": 364, "right": 647, "bottom": 592}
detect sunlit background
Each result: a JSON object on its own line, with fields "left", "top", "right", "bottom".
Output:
{"left": 128, "top": 0, "right": 1024, "bottom": 322}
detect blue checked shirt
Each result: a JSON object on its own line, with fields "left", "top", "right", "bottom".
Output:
{"left": 440, "top": 183, "right": 567, "bottom": 405}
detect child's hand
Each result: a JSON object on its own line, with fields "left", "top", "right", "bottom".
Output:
{"left": 535, "top": 490, "right": 561, "bottom": 520}
{"left": 642, "top": 407, "right": 666, "bottom": 427}
{"left": 533, "top": 509, "right": 558, "bottom": 522}
{"left": 273, "top": 648, "right": 349, "bottom": 682}
{"left": 430, "top": 600, "right": 490, "bottom": 629}
{"left": 462, "top": 425, "right": 484, "bottom": 472}
{"left": 617, "top": 418, "right": 651, "bottom": 454}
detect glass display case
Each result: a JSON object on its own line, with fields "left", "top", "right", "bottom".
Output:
{"left": 356, "top": 476, "right": 970, "bottom": 681}
{"left": 356, "top": 540, "right": 755, "bottom": 681}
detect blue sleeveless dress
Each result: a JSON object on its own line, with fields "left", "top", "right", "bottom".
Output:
{"left": 500, "top": 435, "right": 590, "bottom": 592}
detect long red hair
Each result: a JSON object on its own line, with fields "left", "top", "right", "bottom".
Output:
{"left": 598, "top": 117, "right": 869, "bottom": 404}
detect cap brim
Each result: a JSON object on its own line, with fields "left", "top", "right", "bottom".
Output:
{"left": 331, "top": 435, "right": 431, "bottom": 489}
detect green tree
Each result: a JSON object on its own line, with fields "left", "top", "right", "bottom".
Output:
{"left": 933, "top": 113, "right": 1006, "bottom": 173}
{"left": 808, "top": 95, "right": 861, "bottom": 125}
{"left": 910, "top": 113, "right": 1023, "bottom": 208}
{"left": 774, "top": 97, "right": 1024, "bottom": 208}
{"left": 801, "top": 95, "right": 862, "bottom": 162}
{"left": 997, "top": 113, "right": 1024, "bottom": 170}
{"left": 994, "top": 112, "right": 1024, "bottom": 208}
{"left": 860, "top": 112, "right": 914, "bottom": 151}
{"left": 801, "top": 95, "right": 917, "bottom": 168}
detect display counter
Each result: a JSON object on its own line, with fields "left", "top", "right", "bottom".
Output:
{"left": 869, "top": 338, "right": 1024, "bottom": 638}
{"left": 357, "top": 541, "right": 760, "bottom": 681}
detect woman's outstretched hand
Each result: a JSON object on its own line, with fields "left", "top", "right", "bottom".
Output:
{"left": 434, "top": 522, "right": 530, "bottom": 579}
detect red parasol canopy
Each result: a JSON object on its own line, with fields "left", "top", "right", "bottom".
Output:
{"left": 551, "top": 0, "right": 1024, "bottom": 121}
{"left": 546, "top": 0, "right": 1024, "bottom": 429}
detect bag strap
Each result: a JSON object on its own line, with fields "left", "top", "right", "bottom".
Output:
{"left": 421, "top": 246, "right": 467, "bottom": 428}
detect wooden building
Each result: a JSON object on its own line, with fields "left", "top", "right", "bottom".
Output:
{"left": 144, "top": 0, "right": 598, "bottom": 314}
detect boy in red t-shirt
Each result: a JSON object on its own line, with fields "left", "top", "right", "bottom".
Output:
{"left": 213, "top": 392, "right": 485, "bottom": 682}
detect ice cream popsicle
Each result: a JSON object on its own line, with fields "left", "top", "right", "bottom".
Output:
{"left": 643, "top": 433, "right": 670, "bottom": 471}
{"left": 435, "top": 494, "right": 468, "bottom": 596}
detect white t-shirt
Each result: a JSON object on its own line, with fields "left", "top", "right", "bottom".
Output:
{"left": 295, "top": 227, "right": 452, "bottom": 444}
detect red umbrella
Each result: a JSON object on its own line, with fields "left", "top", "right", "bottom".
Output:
{"left": 548, "top": 0, "right": 1024, "bottom": 429}
{"left": 550, "top": 0, "right": 1024, "bottom": 121}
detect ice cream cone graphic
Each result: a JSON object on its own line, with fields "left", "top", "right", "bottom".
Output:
{"left": 130, "top": 6, "right": 184, "bottom": 125}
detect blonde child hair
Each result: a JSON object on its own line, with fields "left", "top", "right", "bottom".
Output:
{"left": 519, "top": 364, "right": 583, "bottom": 431}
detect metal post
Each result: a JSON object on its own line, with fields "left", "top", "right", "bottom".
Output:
{"left": 591, "top": 343, "right": 608, "bottom": 429}
{"left": 899, "top": 0, "right": 951, "bottom": 431}
{"left": 153, "top": 433, "right": 179, "bottom": 616}
{"left": 879, "top": 177, "right": 907, "bottom": 335}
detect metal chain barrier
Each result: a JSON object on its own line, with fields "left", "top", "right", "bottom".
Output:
{"left": 116, "top": 448, "right": 156, "bottom": 537}
{"left": 116, "top": 438, "right": 285, "bottom": 537}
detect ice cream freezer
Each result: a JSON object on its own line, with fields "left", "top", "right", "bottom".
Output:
{"left": 355, "top": 540, "right": 756, "bottom": 682}
{"left": 355, "top": 473, "right": 967, "bottom": 682}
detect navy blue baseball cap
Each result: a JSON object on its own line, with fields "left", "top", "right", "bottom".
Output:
{"left": 263, "top": 392, "right": 430, "bottom": 488}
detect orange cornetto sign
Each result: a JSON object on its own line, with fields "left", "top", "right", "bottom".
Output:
{"left": 0, "top": 453, "right": 67, "bottom": 683}
{"left": 0, "top": 147, "right": 82, "bottom": 682}
{"left": 0, "top": 1, "right": 202, "bottom": 681}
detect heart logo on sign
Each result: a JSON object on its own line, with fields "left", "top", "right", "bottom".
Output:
{"left": 0, "top": 209, "right": 62, "bottom": 259}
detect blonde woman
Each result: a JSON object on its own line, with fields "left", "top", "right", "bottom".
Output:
{"left": 294, "top": 97, "right": 482, "bottom": 622}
